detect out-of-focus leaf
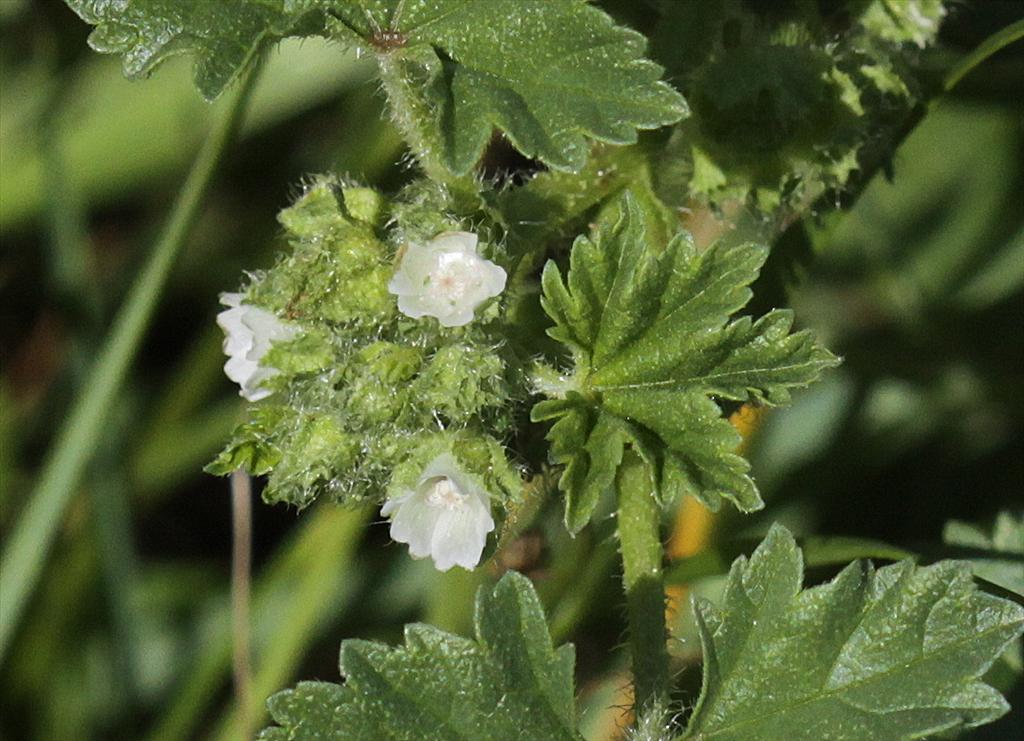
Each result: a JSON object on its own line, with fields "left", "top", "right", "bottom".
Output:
{"left": 953, "top": 228, "right": 1024, "bottom": 310}
{"left": 944, "top": 511, "right": 1024, "bottom": 598}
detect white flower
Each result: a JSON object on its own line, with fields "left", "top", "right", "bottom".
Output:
{"left": 387, "top": 231, "right": 507, "bottom": 327}
{"left": 216, "top": 293, "right": 298, "bottom": 402}
{"left": 381, "top": 453, "right": 496, "bottom": 571}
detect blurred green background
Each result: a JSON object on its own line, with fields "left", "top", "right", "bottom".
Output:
{"left": 1, "top": 1, "right": 1021, "bottom": 739}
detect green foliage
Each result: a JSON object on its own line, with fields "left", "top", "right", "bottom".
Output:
{"left": 209, "top": 176, "right": 522, "bottom": 508}
{"left": 330, "top": 0, "right": 687, "bottom": 174}
{"left": 945, "top": 511, "right": 1024, "bottom": 598}
{"left": 257, "top": 179, "right": 394, "bottom": 325}
{"left": 534, "top": 193, "right": 837, "bottom": 531}
{"left": 648, "top": 0, "right": 944, "bottom": 215}
{"left": 260, "top": 571, "right": 581, "bottom": 740}
{"left": 682, "top": 525, "right": 1024, "bottom": 741}
{"left": 860, "top": 0, "right": 947, "bottom": 48}
{"left": 65, "top": 0, "right": 329, "bottom": 100}
{"left": 28, "top": 1, "right": 1024, "bottom": 738}
{"left": 205, "top": 406, "right": 284, "bottom": 476}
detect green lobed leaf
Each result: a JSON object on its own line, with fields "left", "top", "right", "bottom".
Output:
{"left": 330, "top": 0, "right": 688, "bottom": 174}
{"left": 65, "top": 0, "right": 328, "bottom": 100}
{"left": 535, "top": 193, "right": 838, "bottom": 531}
{"left": 260, "top": 571, "right": 582, "bottom": 740}
{"left": 681, "top": 525, "right": 1024, "bottom": 741}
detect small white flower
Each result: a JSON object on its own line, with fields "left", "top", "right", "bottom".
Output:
{"left": 381, "top": 453, "right": 496, "bottom": 571}
{"left": 388, "top": 231, "right": 507, "bottom": 327}
{"left": 216, "top": 293, "right": 298, "bottom": 402}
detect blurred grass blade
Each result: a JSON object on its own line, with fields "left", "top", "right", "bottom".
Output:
{"left": 945, "top": 18, "right": 1024, "bottom": 92}
{"left": 41, "top": 86, "right": 99, "bottom": 325}
{"left": 88, "top": 448, "right": 143, "bottom": 700}
{"left": 1, "top": 40, "right": 373, "bottom": 230}
{"left": 0, "top": 64, "right": 262, "bottom": 664}
{"left": 42, "top": 79, "right": 145, "bottom": 699}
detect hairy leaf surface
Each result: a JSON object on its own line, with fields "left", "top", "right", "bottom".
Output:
{"left": 331, "top": 0, "right": 687, "bottom": 173}
{"left": 536, "top": 194, "right": 837, "bottom": 531}
{"left": 260, "top": 572, "right": 581, "bottom": 740}
{"left": 682, "top": 525, "right": 1024, "bottom": 740}
{"left": 66, "top": 0, "right": 327, "bottom": 99}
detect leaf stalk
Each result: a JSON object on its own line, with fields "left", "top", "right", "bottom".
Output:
{"left": 616, "top": 449, "right": 669, "bottom": 717}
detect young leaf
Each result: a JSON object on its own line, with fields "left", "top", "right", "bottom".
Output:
{"left": 331, "top": 0, "right": 687, "bottom": 174}
{"left": 535, "top": 193, "right": 838, "bottom": 531}
{"left": 682, "top": 525, "right": 1024, "bottom": 741}
{"left": 65, "top": 0, "right": 327, "bottom": 100}
{"left": 260, "top": 571, "right": 582, "bottom": 740}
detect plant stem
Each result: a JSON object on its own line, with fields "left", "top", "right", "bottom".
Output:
{"left": 616, "top": 449, "right": 668, "bottom": 717}
{"left": 208, "top": 506, "right": 371, "bottom": 741}
{"left": 376, "top": 53, "right": 449, "bottom": 181}
{"left": 375, "top": 52, "right": 477, "bottom": 201}
{"left": 0, "top": 63, "right": 262, "bottom": 664}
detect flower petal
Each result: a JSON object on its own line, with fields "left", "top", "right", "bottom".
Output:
{"left": 216, "top": 297, "right": 296, "bottom": 401}
{"left": 429, "top": 498, "right": 494, "bottom": 571}
{"left": 219, "top": 292, "right": 243, "bottom": 308}
{"left": 388, "top": 491, "right": 443, "bottom": 560}
{"left": 388, "top": 230, "right": 505, "bottom": 326}
{"left": 430, "top": 231, "right": 478, "bottom": 255}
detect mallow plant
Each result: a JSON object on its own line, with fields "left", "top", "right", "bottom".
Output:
{"left": 59, "top": 1, "right": 1024, "bottom": 739}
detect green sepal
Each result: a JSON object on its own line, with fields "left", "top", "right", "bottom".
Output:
{"left": 205, "top": 405, "right": 285, "bottom": 477}
{"left": 261, "top": 329, "right": 334, "bottom": 377}
{"left": 262, "top": 412, "right": 362, "bottom": 509}
{"left": 386, "top": 430, "right": 521, "bottom": 507}
{"left": 254, "top": 176, "right": 395, "bottom": 326}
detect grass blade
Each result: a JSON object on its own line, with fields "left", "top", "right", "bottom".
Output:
{"left": 0, "top": 63, "right": 262, "bottom": 663}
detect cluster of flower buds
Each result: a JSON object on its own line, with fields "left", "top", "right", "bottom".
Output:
{"left": 217, "top": 226, "right": 508, "bottom": 570}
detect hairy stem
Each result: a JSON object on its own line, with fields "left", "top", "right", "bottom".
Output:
{"left": 376, "top": 52, "right": 452, "bottom": 182}
{"left": 375, "top": 51, "right": 477, "bottom": 202}
{"left": 0, "top": 62, "right": 262, "bottom": 663}
{"left": 616, "top": 449, "right": 669, "bottom": 716}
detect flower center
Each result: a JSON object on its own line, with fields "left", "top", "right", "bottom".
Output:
{"left": 428, "top": 253, "right": 479, "bottom": 303}
{"left": 425, "top": 477, "right": 467, "bottom": 511}
{"left": 433, "top": 267, "right": 464, "bottom": 295}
